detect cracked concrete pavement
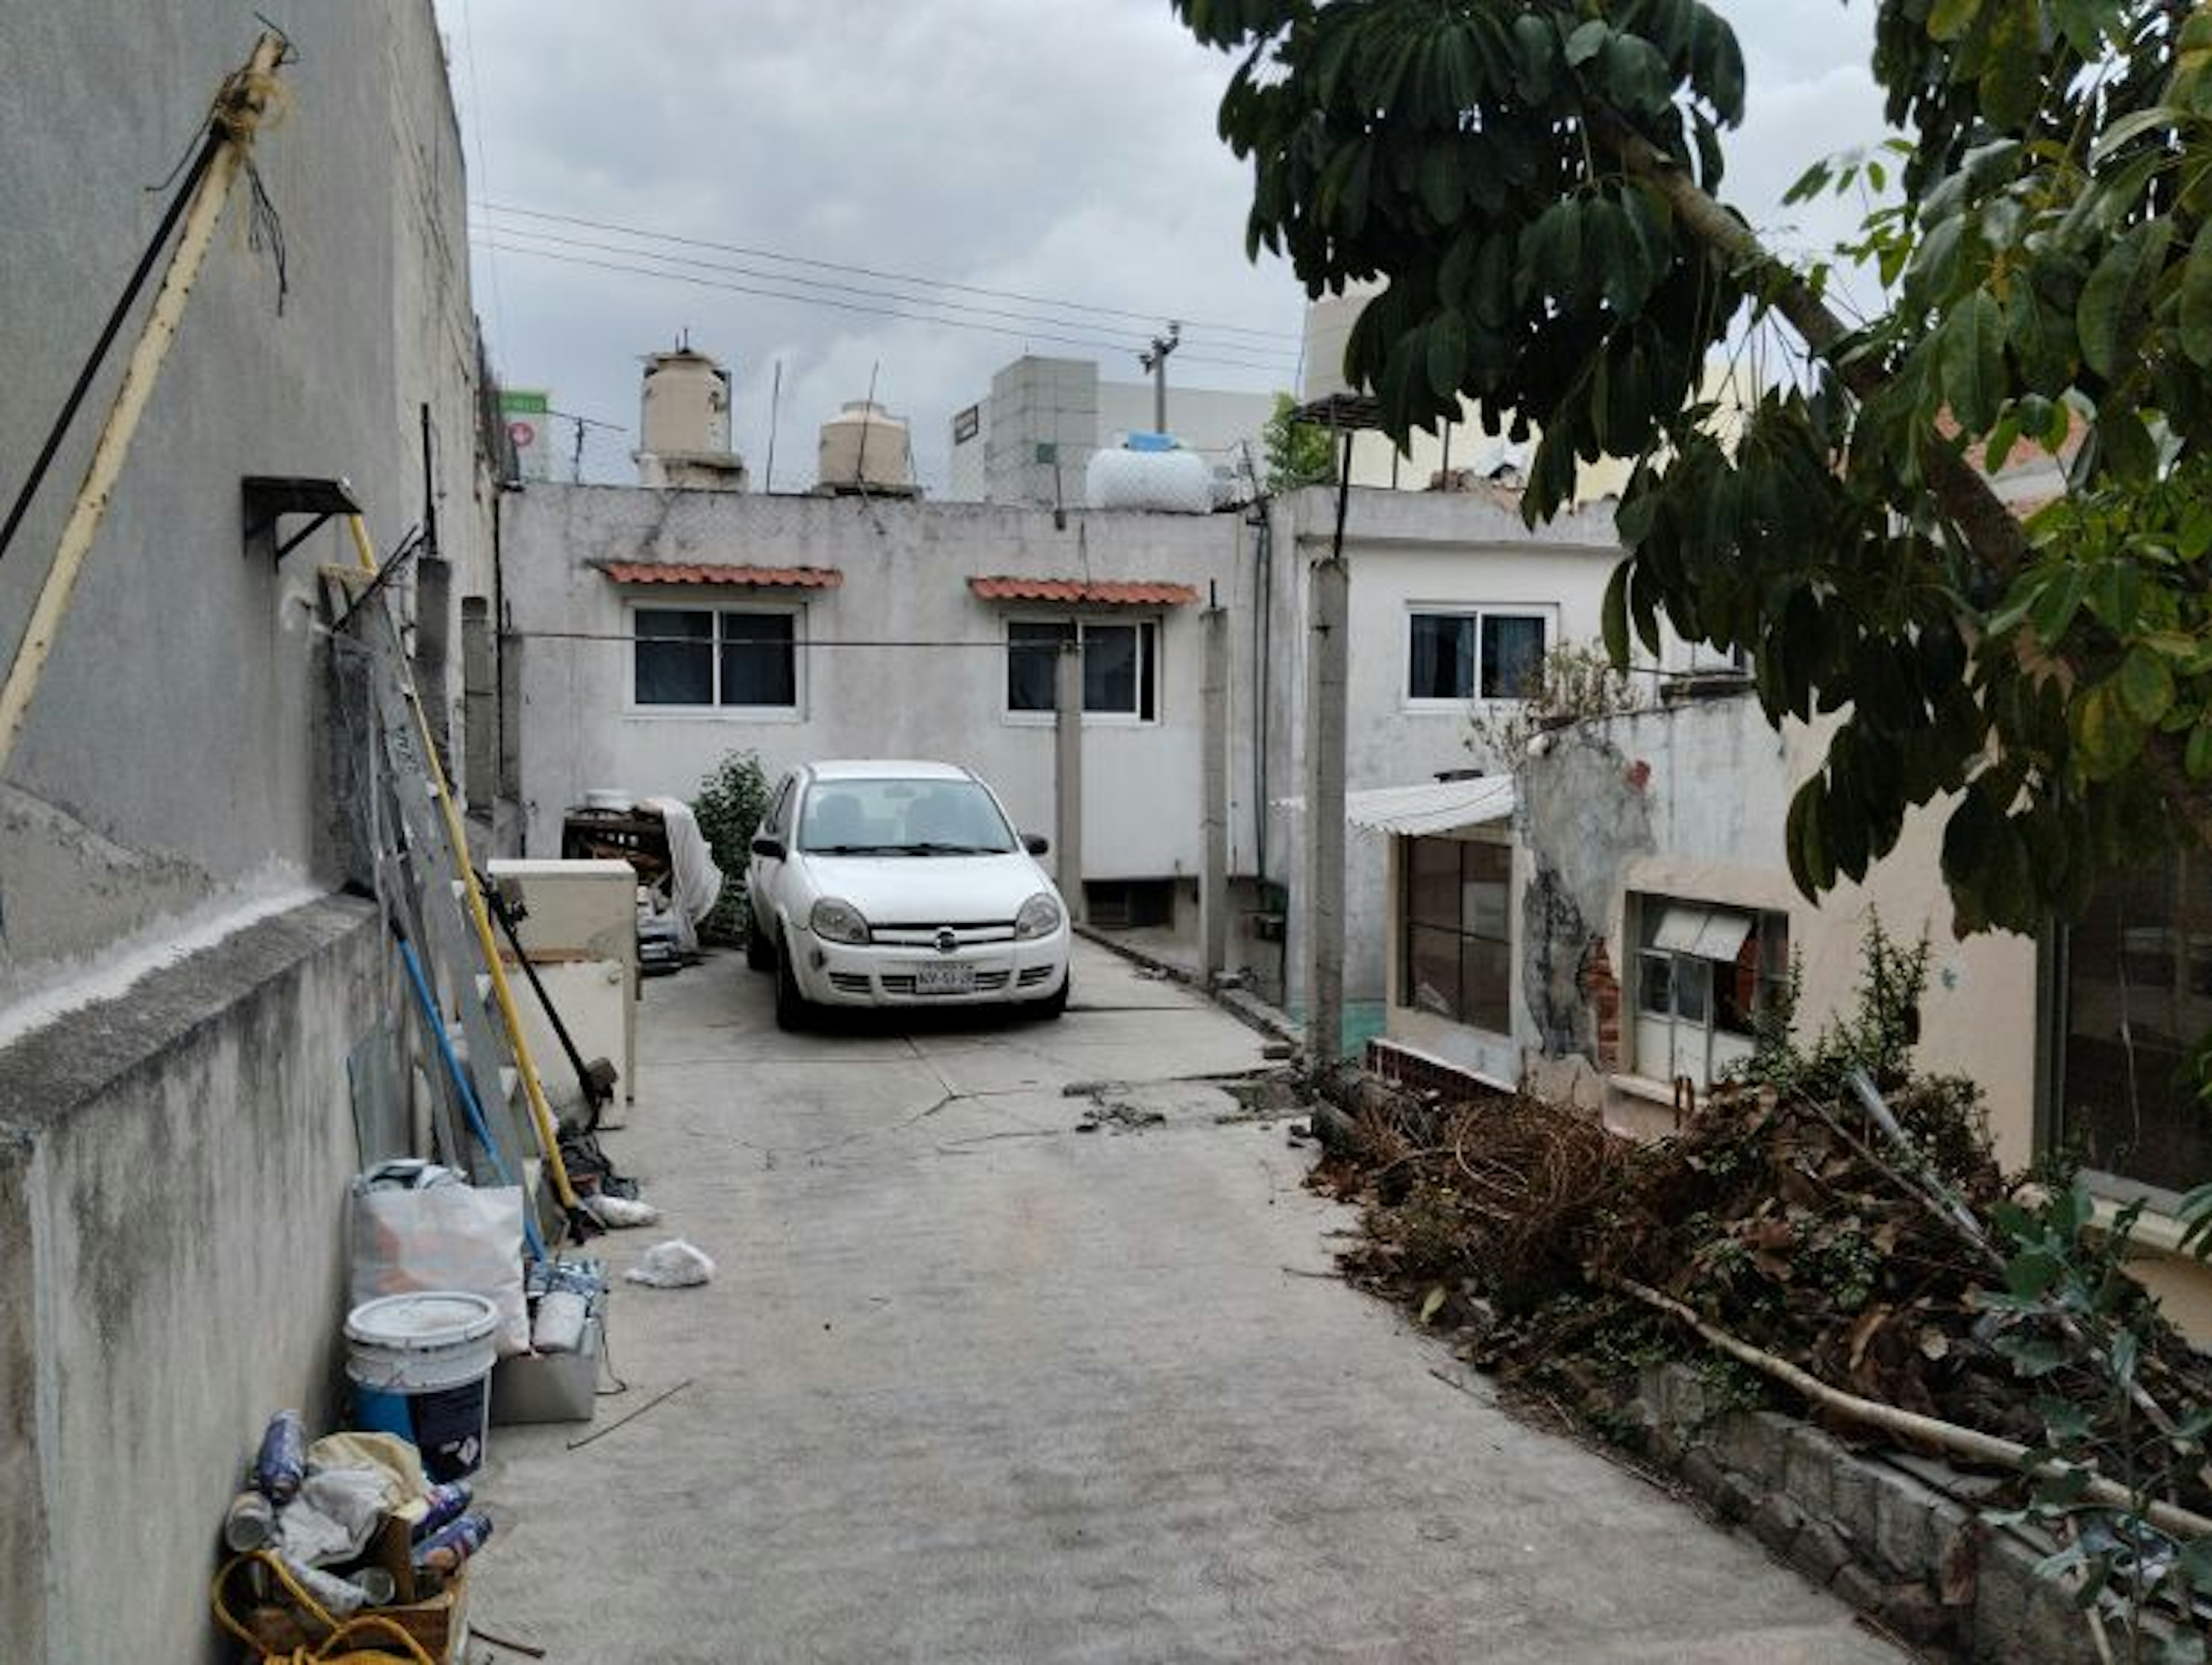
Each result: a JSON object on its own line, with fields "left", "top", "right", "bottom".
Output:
{"left": 467, "top": 939, "right": 1898, "bottom": 1663}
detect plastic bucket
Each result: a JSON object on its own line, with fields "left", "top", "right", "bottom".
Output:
{"left": 344, "top": 1292, "right": 499, "bottom": 1482}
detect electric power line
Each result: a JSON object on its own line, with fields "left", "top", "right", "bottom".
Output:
{"left": 478, "top": 238, "right": 1301, "bottom": 374}
{"left": 476, "top": 199, "right": 1305, "bottom": 347}
{"left": 471, "top": 222, "right": 1300, "bottom": 372}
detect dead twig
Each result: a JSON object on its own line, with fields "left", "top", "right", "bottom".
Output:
{"left": 565, "top": 1376, "right": 694, "bottom": 1451}
{"left": 471, "top": 1624, "right": 550, "bottom": 1659}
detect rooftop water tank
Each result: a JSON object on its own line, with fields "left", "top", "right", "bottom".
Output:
{"left": 1085, "top": 435, "right": 1213, "bottom": 514}
{"left": 639, "top": 347, "right": 732, "bottom": 458}
{"left": 817, "top": 400, "right": 915, "bottom": 494}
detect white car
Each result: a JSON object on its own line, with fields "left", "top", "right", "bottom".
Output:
{"left": 744, "top": 760, "right": 1071, "bottom": 1028}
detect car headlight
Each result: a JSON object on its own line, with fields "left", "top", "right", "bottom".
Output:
{"left": 809, "top": 897, "right": 870, "bottom": 945}
{"left": 1014, "top": 892, "right": 1063, "bottom": 940}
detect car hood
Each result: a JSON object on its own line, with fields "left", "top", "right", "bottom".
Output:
{"left": 797, "top": 851, "right": 1056, "bottom": 927}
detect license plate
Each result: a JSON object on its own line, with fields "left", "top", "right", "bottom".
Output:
{"left": 915, "top": 962, "right": 975, "bottom": 995}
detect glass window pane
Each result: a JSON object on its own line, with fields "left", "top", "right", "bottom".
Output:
{"left": 1406, "top": 925, "right": 1460, "bottom": 1017}
{"left": 1638, "top": 952, "right": 1672, "bottom": 1017}
{"left": 1007, "top": 620, "right": 1073, "bottom": 711}
{"left": 1673, "top": 955, "right": 1710, "bottom": 1023}
{"left": 1408, "top": 614, "right": 1475, "bottom": 700}
{"left": 1480, "top": 613, "right": 1547, "bottom": 699}
{"left": 1463, "top": 937, "right": 1511, "bottom": 1033}
{"left": 1138, "top": 622, "right": 1157, "bottom": 721}
{"left": 635, "top": 608, "right": 713, "bottom": 704}
{"left": 1084, "top": 623, "right": 1138, "bottom": 713}
{"left": 1462, "top": 842, "right": 1511, "bottom": 941}
{"left": 2061, "top": 855, "right": 2212, "bottom": 1194}
{"left": 1407, "top": 839, "right": 1459, "bottom": 930}
{"left": 719, "top": 613, "right": 796, "bottom": 707}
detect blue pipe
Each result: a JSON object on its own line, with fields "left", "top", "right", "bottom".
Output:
{"left": 396, "top": 932, "right": 547, "bottom": 1262}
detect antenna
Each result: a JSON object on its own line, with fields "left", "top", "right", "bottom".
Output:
{"left": 764, "top": 359, "right": 782, "bottom": 494}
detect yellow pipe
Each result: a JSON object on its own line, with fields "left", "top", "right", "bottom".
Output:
{"left": 0, "top": 33, "right": 287, "bottom": 775}
{"left": 347, "top": 514, "right": 579, "bottom": 1212}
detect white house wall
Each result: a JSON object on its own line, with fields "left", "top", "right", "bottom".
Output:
{"left": 502, "top": 486, "right": 1257, "bottom": 885}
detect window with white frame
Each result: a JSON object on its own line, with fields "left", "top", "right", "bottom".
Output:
{"left": 1006, "top": 618, "right": 1158, "bottom": 719}
{"left": 1400, "top": 835, "right": 1513, "bottom": 1034}
{"left": 632, "top": 605, "right": 798, "bottom": 710}
{"left": 1633, "top": 896, "right": 1789, "bottom": 1086}
{"left": 1406, "top": 608, "right": 1550, "bottom": 704}
{"left": 2050, "top": 851, "right": 2212, "bottom": 1204}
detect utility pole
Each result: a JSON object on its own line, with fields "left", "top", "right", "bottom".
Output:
{"left": 1138, "top": 323, "right": 1181, "bottom": 434}
{"left": 1055, "top": 641, "right": 1086, "bottom": 924}
{"left": 1200, "top": 586, "right": 1230, "bottom": 985}
{"left": 1305, "top": 427, "right": 1354, "bottom": 1066}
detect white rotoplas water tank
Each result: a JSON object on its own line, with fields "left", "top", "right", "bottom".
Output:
{"left": 817, "top": 400, "right": 914, "bottom": 490}
{"left": 639, "top": 348, "right": 732, "bottom": 458}
{"left": 1085, "top": 443, "right": 1214, "bottom": 514}
{"left": 1300, "top": 284, "right": 1381, "bottom": 404}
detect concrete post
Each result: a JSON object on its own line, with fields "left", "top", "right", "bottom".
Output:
{"left": 1306, "top": 552, "right": 1350, "bottom": 1063}
{"left": 1055, "top": 642, "right": 1085, "bottom": 922}
{"left": 460, "top": 596, "right": 494, "bottom": 812}
{"left": 1200, "top": 605, "right": 1231, "bottom": 983}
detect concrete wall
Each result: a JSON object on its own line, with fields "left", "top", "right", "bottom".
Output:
{"left": 502, "top": 486, "right": 1262, "bottom": 886}
{"left": 1267, "top": 486, "right": 1624, "bottom": 1010}
{"left": 0, "top": 0, "right": 495, "bottom": 991}
{"left": 0, "top": 898, "right": 384, "bottom": 1663}
{"left": 1449, "top": 697, "right": 2039, "bottom": 1154}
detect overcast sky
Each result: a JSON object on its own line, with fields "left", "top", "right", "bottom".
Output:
{"left": 433, "top": 1, "right": 1889, "bottom": 493}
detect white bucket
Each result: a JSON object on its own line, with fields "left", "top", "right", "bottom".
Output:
{"left": 344, "top": 1291, "right": 499, "bottom": 1482}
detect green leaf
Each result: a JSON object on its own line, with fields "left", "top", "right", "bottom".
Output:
{"left": 1927, "top": 0, "right": 1980, "bottom": 41}
{"left": 1564, "top": 20, "right": 1608, "bottom": 67}
{"left": 1419, "top": 1284, "right": 1448, "bottom": 1324}
{"left": 1603, "top": 560, "right": 1633, "bottom": 667}
{"left": 2078, "top": 219, "right": 2172, "bottom": 381}
{"left": 1426, "top": 309, "right": 1468, "bottom": 401}
{"left": 2120, "top": 645, "right": 2177, "bottom": 725}
{"left": 1995, "top": 1330, "right": 2071, "bottom": 1377}
{"left": 2110, "top": 1328, "right": 2138, "bottom": 1389}
{"left": 2027, "top": 567, "right": 2085, "bottom": 644}
{"left": 2180, "top": 221, "right": 2212, "bottom": 368}
{"left": 1942, "top": 290, "right": 2008, "bottom": 433}
{"left": 2187, "top": 723, "right": 2212, "bottom": 781}
{"left": 1418, "top": 144, "right": 1461, "bottom": 224}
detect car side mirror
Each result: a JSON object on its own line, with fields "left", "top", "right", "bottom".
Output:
{"left": 1022, "top": 833, "right": 1050, "bottom": 856}
{"left": 751, "top": 836, "right": 786, "bottom": 860}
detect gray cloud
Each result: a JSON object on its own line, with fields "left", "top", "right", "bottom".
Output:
{"left": 438, "top": 1, "right": 1892, "bottom": 490}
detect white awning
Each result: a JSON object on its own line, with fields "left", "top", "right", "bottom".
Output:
{"left": 1653, "top": 904, "right": 1755, "bottom": 962}
{"left": 1342, "top": 775, "right": 1517, "bottom": 837}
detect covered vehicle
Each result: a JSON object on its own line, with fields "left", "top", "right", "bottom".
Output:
{"left": 745, "top": 760, "right": 1071, "bottom": 1028}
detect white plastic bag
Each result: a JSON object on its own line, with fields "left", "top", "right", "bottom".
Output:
{"left": 579, "top": 1192, "right": 660, "bottom": 1229}
{"left": 350, "top": 1180, "right": 529, "bottom": 1354}
{"left": 623, "top": 1238, "right": 714, "bottom": 1289}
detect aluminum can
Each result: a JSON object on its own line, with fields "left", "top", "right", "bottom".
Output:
{"left": 253, "top": 1409, "right": 306, "bottom": 1504}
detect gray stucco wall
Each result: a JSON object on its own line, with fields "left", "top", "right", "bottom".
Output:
{"left": 0, "top": 896, "right": 382, "bottom": 1663}
{"left": 502, "top": 486, "right": 1264, "bottom": 886}
{"left": 0, "top": 0, "right": 494, "bottom": 981}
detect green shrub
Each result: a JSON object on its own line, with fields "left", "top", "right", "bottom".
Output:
{"left": 692, "top": 750, "right": 772, "bottom": 943}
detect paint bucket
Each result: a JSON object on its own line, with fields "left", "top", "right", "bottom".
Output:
{"left": 344, "top": 1291, "right": 498, "bottom": 1482}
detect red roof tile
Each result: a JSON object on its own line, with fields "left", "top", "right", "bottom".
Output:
{"left": 968, "top": 577, "right": 1199, "bottom": 606}
{"left": 600, "top": 562, "right": 842, "bottom": 589}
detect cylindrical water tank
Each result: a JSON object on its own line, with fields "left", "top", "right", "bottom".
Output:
{"left": 817, "top": 401, "right": 914, "bottom": 490}
{"left": 639, "top": 348, "right": 732, "bottom": 457}
{"left": 1300, "top": 284, "right": 1381, "bottom": 404}
{"left": 1085, "top": 442, "right": 1214, "bottom": 514}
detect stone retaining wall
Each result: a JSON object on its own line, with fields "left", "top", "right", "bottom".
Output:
{"left": 1631, "top": 1361, "right": 2188, "bottom": 1661}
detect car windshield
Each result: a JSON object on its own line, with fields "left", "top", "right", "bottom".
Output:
{"left": 796, "top": 778, "right": 1018, "bottom": 855}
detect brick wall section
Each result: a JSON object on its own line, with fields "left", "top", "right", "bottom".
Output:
{"left": 1631, "top": 1362, "right": 2186, "bottom": 1661}
{"left": 1581, "top": 938, "right": 1622, "bottom": 1073}
{"left": 1363, "top": 1040, "right": 1491, "bottom": 1103}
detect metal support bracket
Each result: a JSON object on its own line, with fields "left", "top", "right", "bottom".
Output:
{"left": 243, "top": 475, "right": 362, "bottom": 561}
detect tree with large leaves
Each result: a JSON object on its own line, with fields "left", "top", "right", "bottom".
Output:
{"left": 1176, "top": 0, "right": 2212, "bottom": 938}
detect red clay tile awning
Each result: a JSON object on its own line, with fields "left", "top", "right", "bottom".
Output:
{"left": 600, "top": 562, "right": 843, "bottom": 589}
{"left": 968, "top": 576, "right": 1198, "bottom": 606}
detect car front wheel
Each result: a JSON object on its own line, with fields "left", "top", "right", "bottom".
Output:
{"left": 774, "top": 940, "right": 812, "bottom": 1031}
{"left": 1033, "top": 969, "right": 1069, "bottom": 1020}
{"left": 744, "top": 915, "right": 774, "bottom": 972}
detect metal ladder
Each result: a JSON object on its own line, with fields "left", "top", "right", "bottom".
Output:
{"left": 324, "top": 517, "right": 578, "bottom": 1241}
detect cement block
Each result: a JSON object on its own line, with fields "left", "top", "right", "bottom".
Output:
{"left": 1969, "top": 1533, "right": 2039, "bottom": 1662}
{"left": 1788, "top": 1522, "right": 1853, "bottom": 1588}
{"left": 1782, "top": 1424, "right": 1844, "bottom": 1519}
{"left": 1828, "top": 1456, "right": 1879, "bottom": 1552}
{"left": 1677, "top": 1447, "right": 1727, "bottom": 1502}
{"left": 1870, "top": 1467, "right": 1943, "bottom": 1578}
{"left": 1751, "top": 1492, "right": 1807, "bottom": 1557}
{"left": 1661, "top": 1361, "right": 1710, "bottom": 1429}
{"left": 1826, "top": 1562, "right": 1888, "bottom": 1617}
{"left": 1712, "top": 1409, "right": 1788, "bottom": 1482}
{"left": 1878, "top": 1582, "right": 1952, "bottom": 1649}
{"left": 1711, "top": 1470, "right": 1763, "bottom": 1524}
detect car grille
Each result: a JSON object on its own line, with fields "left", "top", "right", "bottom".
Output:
{"left": 827, "top": 972, "right": 873, "bottom": 995}
{"left": 870, "top": 923, "right": 1016, "bottom": 947}
{"left": 1016, "top": 965, "right": 1055, "bottom": 987}
{"left": 879, "top": 969, "right": 1012, "bottom": 996}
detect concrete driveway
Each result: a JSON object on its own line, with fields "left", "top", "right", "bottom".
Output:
{"left": 467, "top": 939, "right": 1896, "bottom": 1663}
